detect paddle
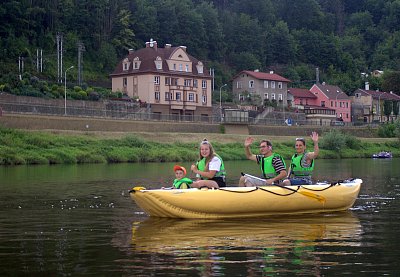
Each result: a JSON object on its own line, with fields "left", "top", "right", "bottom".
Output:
{"left": 241, "top": 173, "right": 326, "bottom": 203}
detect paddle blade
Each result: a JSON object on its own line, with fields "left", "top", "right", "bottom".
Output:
{"left": 299, "top": 191, "right": 326, "bottom": 203}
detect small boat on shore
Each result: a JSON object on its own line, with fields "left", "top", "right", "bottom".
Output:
{"left": 129, "top": 179, "right": 362, "bottom": 219}
{"left": 372, "top": 151, "right": 392, "bottom": 159}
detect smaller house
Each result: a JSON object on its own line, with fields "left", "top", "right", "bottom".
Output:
{"left": 231, "top": 70, "right": 291, "bottom": 107}
{"left": 310, "top": 83, "right": 352, "bottom": 122}
{"left": 352, "top": 83, "right": 400, "bottom": 123}
{"left": 287, "top": 88, "right": 317, "bottom": 108}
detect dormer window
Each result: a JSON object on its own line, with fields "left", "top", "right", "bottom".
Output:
{"left": 154, "top": 56, "right": 162, "bottom": 70}
{"left": 133, "top": 57, "right": 141, "bottom": 69}
{"left": 196, "top": 61, "right": 204, "bottom": 74}
{"left": 122, "top": 58, "right": 130, "bottom": 71}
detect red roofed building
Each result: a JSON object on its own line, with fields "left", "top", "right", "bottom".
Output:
{"left": 310, "top": 83, "right": 352, "bottom": 122}
{"left": 110, "top": 39, "right": 213, "bottom": 119}
{"left": 351, "top": 84, "right": 400, "bottom": 123}
{"left": 231, "top": 70, "right": 291, "bottom": 107}
{"left": 287, "top": 88, "right": 317, "bottom": 107}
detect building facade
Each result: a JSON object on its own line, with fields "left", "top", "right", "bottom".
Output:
{"left": 231, "top": 70, "right": 291, "bottom": 107}
{"left": 110, "top": 39, "right": 213, "bottom": 119}
{"left": 351, "top": 85, "right": 400, "bottom": 123}
{"left": 309, "top": 83, "right": 352, "bottom": 122}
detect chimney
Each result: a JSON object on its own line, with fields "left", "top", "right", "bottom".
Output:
{"left": 365, "top": 82, "right": 369, "bottom": 90}
{"left": 269, "top": 71, "right": 274, "bottom": 74}
{"left": 145, "top": 38, "right": 157, "bottom": 49}
{"left": 128, "top": 49, "right": 134, "bottom": 54}
{"left": 165, "top": 44, "right": 172, "bottom": 48}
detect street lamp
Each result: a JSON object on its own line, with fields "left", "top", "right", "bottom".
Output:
{"left": 64, "top": 66, "right": 74, "bottom": 115}
{"left": 378, "top": 92, "right": 386, "bottom": 122}
{"left": 219, "top": 83, "right": 227, "bottom": 122}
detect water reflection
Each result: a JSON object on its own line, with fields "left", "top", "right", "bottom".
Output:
{"left": 125, "top": 212, "right": 361, "bottom": 276}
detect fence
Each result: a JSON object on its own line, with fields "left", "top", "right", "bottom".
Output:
{"left": 0, "top": 99, "right": 375, "bottom": 127}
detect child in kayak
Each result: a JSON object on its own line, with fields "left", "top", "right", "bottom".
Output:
{"left": 172, "top": 165, "right": 193, "bottom": 189}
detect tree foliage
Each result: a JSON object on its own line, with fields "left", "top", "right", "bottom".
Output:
{"left": 1, "top": 0, "right": 400, "bottom": 92}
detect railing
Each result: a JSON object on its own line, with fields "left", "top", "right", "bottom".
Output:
{"left": 0, "top": 101, "right": 376, "bottom": 127}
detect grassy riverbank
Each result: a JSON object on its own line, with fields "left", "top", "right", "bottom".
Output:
{"left": 0, "top": 127, "right": 399, "bottom": 166}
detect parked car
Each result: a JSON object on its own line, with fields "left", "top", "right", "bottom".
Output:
{"left": 330, "top": 120, "right": 345, "bottom": 126}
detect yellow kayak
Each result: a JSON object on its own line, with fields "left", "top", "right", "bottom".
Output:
{"left": 129, "top": 179, "right": 362, "bottom": 219}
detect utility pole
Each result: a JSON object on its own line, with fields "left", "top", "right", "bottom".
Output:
{"left": 77, "top": 42, "right": 85, "bottom": 86}
{"left": 57, "top": 33, "right": 63, "bottom": 83}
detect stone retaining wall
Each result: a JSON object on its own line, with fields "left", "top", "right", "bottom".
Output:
{"left": 0, "top": 113, "right": 378, "bottom": 137}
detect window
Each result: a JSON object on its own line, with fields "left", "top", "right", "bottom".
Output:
{"left": 264, "top": 81, "right": 268, "bottom": 88}
{"left": 249, "top": 80, "right": 254, "bottom": 88}
{"left": 123, "top": 78, "right": 127, "bottom": 87}
{"left": 346, "top": 102, "right": 349, "bottom": 108}
{"left": 155, "top": 91, "right": 160, "bottom": 101}
{"left": 154, "top": 76, "right": 160, "bottom": 84}
{"left": 134, "top": 62, "right": 138, "bottom": 69}
{"left": 185, "top": 64, "right": 189, "bottom": 72}
{"left": 188, "top": 93, "right": 194, "bottom": 102}
{"left": 165, "top": 92, "right": 171, "bottom": 100}
{"left": 278, "top": 82, "right": 282, "bottom": 89}
{"left": 202, "top": 80, "right": 207, "bottom": 88}
{"left": 264, "top": 93, "right": 269, "bottom": 99}
{"left": 331, "top": 101, "right": 333, "bottom": 107}
{"left": 271, "top": 93, "right": 276, "bottom": 100}
{"left": 173, "top": 64, "right": 176, "bottom": 70}
{"left": 237, "top": 81, "right": 243, "bottom": 89}
{"left": 184, "top": 79, "right": 191, "bottom": 87}
{"left": 123, "top": 63, "right": 129, "bottom": 71}
{"left": 278, "top": 94, "right": 283, "bottom": 100}
{"left": 202, "top": 95, "right": 207, "bottom": 104}
{"left": 239, "top": 94, "right": 244, "bottom": 101}
{"left": 179, "top": 64, "right": 183, "bottom": 71}
{"left": 165, "top": 77, "right": 171, "bottom": 85}
{"left": 176, "top": 92, "right": 181, "bottom": 101}
{"left": 193, "top": 79, "right": 198, "bottom": 88}
{"left": 271, "top": 81, "right": 275, "bottom": 89}
{"left": 321, "top": 101, "right": 325, "bottom": 107}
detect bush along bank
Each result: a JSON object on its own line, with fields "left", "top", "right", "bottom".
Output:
{"left": 0, "top": 127, "right": 399, "bottom": 166}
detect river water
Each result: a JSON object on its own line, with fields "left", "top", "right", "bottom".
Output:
{"left": 0, "top": 159, "right": 399, "bottom": 276}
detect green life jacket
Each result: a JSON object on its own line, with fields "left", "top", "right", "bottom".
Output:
{"left": 196, "top": 154, "right": 226, "bottom": 180}
{"left": 260, "top": 153, "right": 286, "bottom": 179}
{"left": 290, "top": 152, "right": 314, "bottom": 177}
{"left": 173, "top": 177, "right": 193, "bottom": 189}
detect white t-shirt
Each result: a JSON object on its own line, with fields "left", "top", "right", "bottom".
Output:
{"left": 208, "top": 156, "right": 222, "bottom": 171}
{"left": 196, "top": 156, "right": 222, "bottom": 178}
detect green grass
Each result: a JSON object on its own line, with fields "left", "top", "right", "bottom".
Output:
{"left": 0, "top": 127, "right": 399, "bottom": 166}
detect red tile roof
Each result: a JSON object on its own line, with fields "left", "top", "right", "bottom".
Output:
{"left": 355, "top": 89, "right": 400, "bottom": 100}
{"left": 288, "top": 88, "right": 317, "bottom": 99}
{"left": 313, "top": 83, "right": 349, "bottom": 100}
{"left": 110, "top": 44, "right": 210, "bottom": 78}
{"left": 232, "top": 70, "right": 291, "bottom": 82}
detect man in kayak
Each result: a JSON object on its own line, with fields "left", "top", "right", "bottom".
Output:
{"left": 239, "top": 137, "right": 287, "bottom": 186}
{"left": 282, "top": 132, "right": 319, "bottom": 186}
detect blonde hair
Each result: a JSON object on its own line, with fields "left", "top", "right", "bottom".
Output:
{"left": 198, "top": 139, "right": 216, "bottom": 167}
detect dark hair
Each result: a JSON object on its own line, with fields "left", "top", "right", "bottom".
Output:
{"left": 260, "top": 139, "right": 272, "bottom": 147}
{"left": 295, "top": 137, "right": 306, "bottom": 146}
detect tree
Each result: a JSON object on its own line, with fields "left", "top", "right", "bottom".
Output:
{"left": 382, "top": 71, "right": 400, "bottom": 95}
{"left": 384, "top": 100, "right": 393, "bottom": 121}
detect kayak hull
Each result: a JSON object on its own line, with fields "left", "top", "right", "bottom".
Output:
{"left": 129, "top": 179, "right": 362, "bottom": 219}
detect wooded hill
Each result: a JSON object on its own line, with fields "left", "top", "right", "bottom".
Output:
{"left": 1, "top": 0, "right": 400, "bottom": 95}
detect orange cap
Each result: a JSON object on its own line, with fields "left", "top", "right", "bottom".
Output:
{"left": 173, "top": 165, "right": 186, "bottom": 176}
